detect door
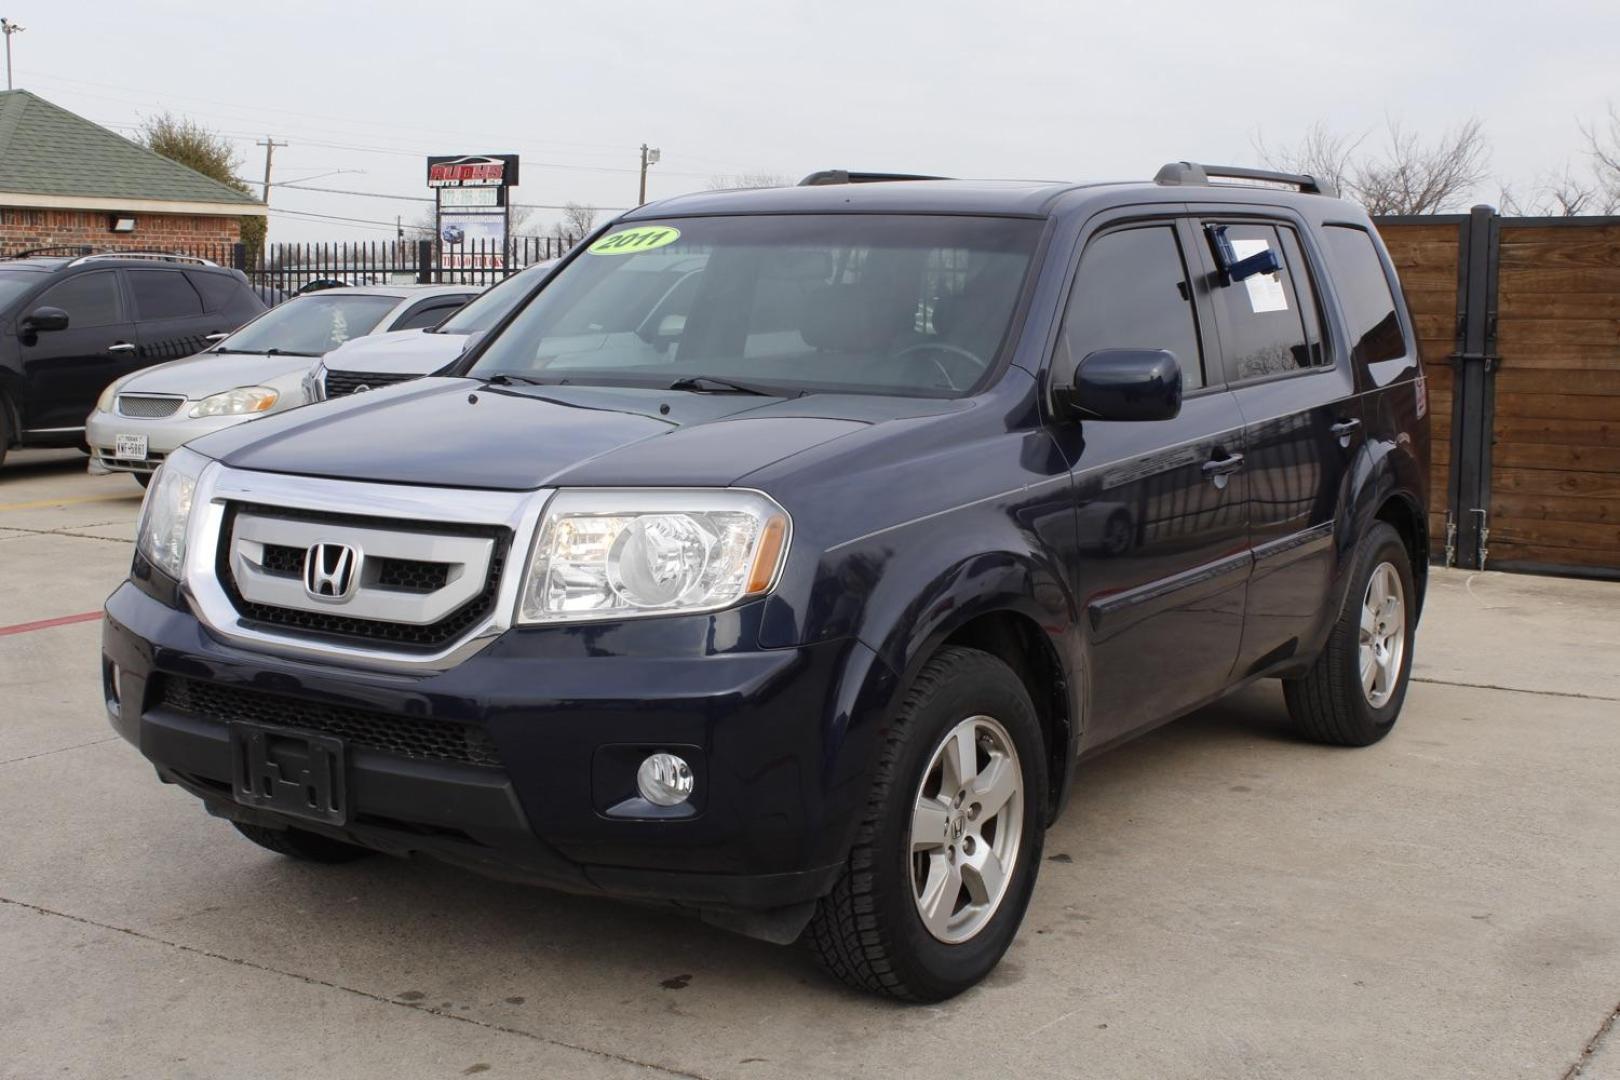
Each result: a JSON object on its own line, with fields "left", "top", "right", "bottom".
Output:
{"left": 126, "top": 267, "right": 221, "bottom": 363}
{"left": 1193, "top": 217, "right": 1361, "bottom": 674}
{"left": 13, "top": 269, "right": 136, "bottom": 433}
{"left": 1054, "top": 220, "right": 1250, "bottom": 738}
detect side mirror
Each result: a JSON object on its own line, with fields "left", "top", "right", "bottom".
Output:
{"left": 22, "top": 306, "right": 70, "bottom": 333}
{"left": 1069, "top": 349, "right": 1182, "bottom": 422}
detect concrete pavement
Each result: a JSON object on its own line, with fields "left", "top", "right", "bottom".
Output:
{"left": 2, "top": 446, "right": 1617, "bottom": 1079}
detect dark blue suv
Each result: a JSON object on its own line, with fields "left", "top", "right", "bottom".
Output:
{"left": 103, "top": 164, "right": 1429, "bottom": 1000}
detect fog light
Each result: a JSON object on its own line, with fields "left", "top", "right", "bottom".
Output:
{"left": 636, "top": 753, "right": 694, "bottom": 807}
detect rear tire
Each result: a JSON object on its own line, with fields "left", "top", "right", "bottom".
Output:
{"left": 0, "top": 401, "right": 10, "bottom": 471}
{"left": 1283, "top": 522, "right": 1416, "bottom": 746}
{"left": 806, "top": 646, "right": 1047, "bottom": 1001}
{"left": 232, "top": 821, "right": 374, "bottom": 863}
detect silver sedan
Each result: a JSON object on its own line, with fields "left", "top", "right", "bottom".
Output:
{"left": 85, "top": 285, "right": 476, "bottom": 485}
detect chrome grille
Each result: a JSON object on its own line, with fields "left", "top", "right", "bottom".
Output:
{"left": 117, "top": 394, "right": 185, "bottom": 418}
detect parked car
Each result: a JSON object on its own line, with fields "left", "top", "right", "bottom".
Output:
{"left": 307, "top": 260, "right": 556, "bottom": 401}
{"left": 104, "top": 163, "right": 1430, "bottom": 1001}
{"left": 0, "top": 251, "right": 264, "bottom": 471}
{"left": 86, "top": 284, "right": 477, "bottom": 484}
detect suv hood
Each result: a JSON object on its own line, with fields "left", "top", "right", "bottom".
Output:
{"left": 187, "top": 378, "right": 942, "bottom": 490}
{"left": 319, "top": 328, "right": 468, "bottom": 378}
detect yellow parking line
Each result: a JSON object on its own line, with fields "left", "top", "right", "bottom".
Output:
{"left": 0, "top": 493, "right": 139, "bottom": 513}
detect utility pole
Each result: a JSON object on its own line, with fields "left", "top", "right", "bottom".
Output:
{"left": 1, "top": 19, "right": 23, "bottom": 91}
{"left": 254, "top": 136, "right": 287, "bottom": 204}
{"left": 638, "top": 143, "right": 661, "bottom": 205}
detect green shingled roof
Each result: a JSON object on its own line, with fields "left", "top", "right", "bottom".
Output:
{"left": 0, "top": 90, "right": 261, "bottom": 206}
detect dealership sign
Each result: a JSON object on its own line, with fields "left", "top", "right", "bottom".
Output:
{"left": 426, "top": 154, "right": 520, "bottom": 188}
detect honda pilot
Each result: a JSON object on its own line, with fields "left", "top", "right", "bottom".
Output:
{"left": 103, "top": 163, "right": 1429, "bottom": 1001}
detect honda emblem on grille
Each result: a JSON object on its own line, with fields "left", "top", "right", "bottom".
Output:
{"left": 303, "top": 543, "right": 362, "bottom": 602}
{"left": 352, "top": 384, "right": 370, "bottom": 394}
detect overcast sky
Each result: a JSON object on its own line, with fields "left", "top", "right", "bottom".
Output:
{"left": 9, "top": 0, "right": 1617, "bottom": 242}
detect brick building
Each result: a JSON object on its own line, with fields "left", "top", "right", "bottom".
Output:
{"left": 0, "top": 90, "right": 263, "bottom": 253}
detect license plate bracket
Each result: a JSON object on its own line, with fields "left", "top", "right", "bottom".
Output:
{"left": 229, "top": 723, "right": 347, "bottom": 825}
{"left": 114, "top": 434, "right": 148, "bottom": 461}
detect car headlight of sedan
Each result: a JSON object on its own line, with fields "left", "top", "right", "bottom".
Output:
{"left": 135, "top": 446, "right": 209, "bottom": 580}
{"left": 519, "top": 489, "right": 790, "bottom": 624}
{"left": 95, "top": 379, "right": 123, "bottom": 414}
{"left": 187, "top": 386, "right": 279, "bottom": 418}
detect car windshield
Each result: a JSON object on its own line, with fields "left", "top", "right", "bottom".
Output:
{"left": 0, "top": 269, "right": 47, "bottom": 310}
{"left": 436, "top": 262, "right": 552, "bottom": 335}
{"left": 220, "top": 293, "right": 398, "bottom": 356}
{"left": 467, "top": 215, "right": 1041, "bottom": 397}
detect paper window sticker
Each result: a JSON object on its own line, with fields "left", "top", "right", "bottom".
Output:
{"left": 1231, "top": 238, "right": 1289, "bottom": 314}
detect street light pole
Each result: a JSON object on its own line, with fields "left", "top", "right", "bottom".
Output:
{"left": 638, "top": 143, "right": 661, "bottom": 206}
{"left": 1, "top": 19, "right": 24, "bottom": 91}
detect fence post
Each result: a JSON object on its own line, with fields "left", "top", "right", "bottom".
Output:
{"left": 1447, "top": 204, "right": 1501, "bottom": 570}
{"left": 416, "top": 239, "right": 433, "bottom": 284}
{"left": 230, "top": 243, "right": 247, "bottom": 272}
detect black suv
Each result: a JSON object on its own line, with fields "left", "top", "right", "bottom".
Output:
{"left": 0, "top": 251, "right": 264, "bottom": 468}
{"left": 104, "top": 164, "right": 1428, "bottom": 1001}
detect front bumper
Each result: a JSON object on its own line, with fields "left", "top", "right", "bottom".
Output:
{"left": 102, "top": 581, "right": 896, "bottom": 917}
{"left": 86, "top": 409, "right": 270, "bottom": 475}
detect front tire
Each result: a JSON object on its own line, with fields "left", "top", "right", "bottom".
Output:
{"left": 1284, "top": 522, "right": 1416, "bottom": 746}
{"left": 132, "top": 472, "right": 151, "bottom": 489}
{"left": 232, "top": 821, "right": 374, "bottom": 863}
{"left": 806, "top": 646, "right": 1047, "bottom": 1001}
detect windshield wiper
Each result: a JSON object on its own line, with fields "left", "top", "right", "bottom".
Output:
{"left": 667, "top": 375, "right": 783, "bottom": 397}
{"left": 210, "top": 346, "right": 319, "bottom": 357}
{"left": 483, "top": 372, "right": 549, "bottom": 387}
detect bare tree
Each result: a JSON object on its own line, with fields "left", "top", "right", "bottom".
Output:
{"left": 1260, "top": 118, "right": 1490, "bottom": 215}
{"left": 546, "top": 202, "right": 598, "bottom": 247}
{"left": 706, "top": 172, "right": 792, "bottom": 190}
{"left": 1583, "top": 104, "right": 1620, "bottom": 212}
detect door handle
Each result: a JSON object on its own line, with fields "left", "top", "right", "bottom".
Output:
{"left": 1201, "top": 453, "right": 1245, "bottom": 477}
{"left": 1330, "top": 418, "right": 1362, "bottom": 439}
{"left": 107, "top": 342, "right": 137, "bottom": 355}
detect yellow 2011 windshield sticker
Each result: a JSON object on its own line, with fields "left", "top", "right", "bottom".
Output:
{"left": 588, "top": 225, "right": 682, "bottom": 255}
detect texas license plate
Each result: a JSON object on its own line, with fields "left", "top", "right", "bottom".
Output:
{"left": 114, "top": 434, "right": 148, "bottom": 461}
{"left": 229, "top": 724, "right": 348, "bottom": 825}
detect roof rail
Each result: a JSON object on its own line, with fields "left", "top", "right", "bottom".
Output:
{"left": 797, "top": 169, "right": 951, "bottom": 187}
{"left": 69, "top": 251, "right": 219, "bottom": 268}
{"left": 1154, "top": 161, "right": 1336, "bottom": 198}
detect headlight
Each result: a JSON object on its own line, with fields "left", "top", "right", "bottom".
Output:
{"left": 187, "top": 386, "right": 278, "bottom": 418}
{"left": 519, "top": 489, "right": 790, "bottom": 624}
{"left": 96, "top": 380, "right": 123, "bottom": 414}
{"left": 303, "top": 362, "right": 327, "bottom": 403}
{"left": 135, "top": 447, "right": 208, "bottom": 580}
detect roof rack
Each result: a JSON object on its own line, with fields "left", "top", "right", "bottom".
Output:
{"left": 68, "top": 251, "right": 219, "bottom": 268}
{"left": 797, "top": 170, "right": 951, "bottom": 187}
{"left": 1154, "top": 161, "right": 1336, "bottom": 198}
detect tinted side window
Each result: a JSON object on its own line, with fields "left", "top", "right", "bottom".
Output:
{"left": 189, "top": 271, "right": 246, "bottom": 313}
{"left": 1203, "top": 223, "right": 1320, "bottom": 382}
{"left": 1056, "top": 225, "right": 1204, "bottom": 391}
{"left": 391, "top": 298, "right": 468, "bottom": 331}
{"left": 37, "top": 270, "right": 124, "bottom": 328}
{"left": 128, "top": 269, "right": 204, "bottom": 320}
{"left": 1321, "top": 226, "right": 1406, "bottom": 365}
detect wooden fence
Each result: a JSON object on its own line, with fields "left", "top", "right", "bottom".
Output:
{"left": 1377, "top": 211, "right": 1620, "bottom": 579}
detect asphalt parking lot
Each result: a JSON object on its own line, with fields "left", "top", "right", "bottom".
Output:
{"left": 2, "top": 446, "right": 1618, "bottom": 1080}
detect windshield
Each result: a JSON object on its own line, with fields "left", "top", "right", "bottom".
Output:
{"left": 467, "top": 215, "right": 1041, "bottom": 397}
{"left": 436, "top": 262, "right": 552, "bottom": 335}
{"left": 0, "top": 269, "right": 47, "bottom": 311}
{"left": 221, "top": 293, "right": 398, "bottom": 355}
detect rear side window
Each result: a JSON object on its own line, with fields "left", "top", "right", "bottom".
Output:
{"left": 391, "top": 298, "right": 468, "bottom": 331}
{"left": 1321, "top": 226, "right": 1406, "bottom": 365}
{"left": 188, "top": 271, "right": 246, "bottom": 313}
{"left": 37, "top": 270, "right": 124, "bottom": 328}
{"left": 1055, "top": 225, "right": 1205, "bottom": 391}
{"left": 128, "top": 269, "right": 204, "bottom": 320}
{"left": 1203, "top": 222, "right": 1325, "bottom": 381}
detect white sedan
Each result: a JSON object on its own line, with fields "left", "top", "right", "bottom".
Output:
{"left": 85, "top": 285, "right": 476, "bottom": 485}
